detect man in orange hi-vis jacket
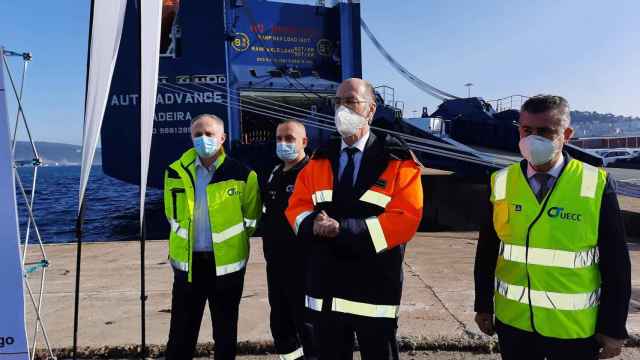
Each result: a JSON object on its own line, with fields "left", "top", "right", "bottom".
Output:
{"left": 285, "top": 78, "right": 423, "bottom": 360}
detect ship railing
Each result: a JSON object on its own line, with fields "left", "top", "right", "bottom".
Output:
{"left": 160, "top": 8, "right": 181, "bottom": 58}
{"left": 374, "top": 85, "right": 407, "bottom": 118}
{"left": 374, "top": 85, "right": 396, "bottom": 107}
{"left": 393, "top": 100, "right": 404, "bottom": 119}
{"left": 487, "top": 94, "right": 529, "bottom": 112}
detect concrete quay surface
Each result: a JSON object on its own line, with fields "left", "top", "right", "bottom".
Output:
{"left": 25, "top": 232, "right": 640, "bottom": 358}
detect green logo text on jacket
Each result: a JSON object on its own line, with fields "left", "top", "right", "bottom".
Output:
{"left": 164, "top": 149, "right": 261, "bottom": 281}
{"left": 491, "top": 159, "right": 606, "bottom": 339}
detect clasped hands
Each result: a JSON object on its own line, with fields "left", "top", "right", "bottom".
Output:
{"left": 313, "top": 210, "right": 340, "bottom": 238}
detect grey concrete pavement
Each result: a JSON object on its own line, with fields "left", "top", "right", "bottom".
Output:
{"left": 53, "top": 348, "right": 640, "bottom": 359}
{"left": 25, "top": 232, "right": 640, "bottom": 358}
{"left": 211, "top": 348, "right": 640, "bottom": 359}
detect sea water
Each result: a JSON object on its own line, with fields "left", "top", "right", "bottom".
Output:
{"left": 16, "top": 166, "right": 166, "bottom": 243}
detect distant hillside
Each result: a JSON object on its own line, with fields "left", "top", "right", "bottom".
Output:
{"left": 571, "top": 111, "right": 640, "bottom": 137}
{"left": 14, "top": 141, "right": 101, "bottom": 166}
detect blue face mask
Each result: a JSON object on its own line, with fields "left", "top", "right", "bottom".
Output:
{"left": 276, "top": 142, "right": 299, "bottom": 161}
{"left": 193, "top": 136, "right": 220, "bottom": 158}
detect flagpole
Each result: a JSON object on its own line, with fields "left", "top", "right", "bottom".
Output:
{"left": 72, "top": 1, "right": 95, "bottom": 358}
{"left": 138, "top": 1, "right": 148, "bottom": 357}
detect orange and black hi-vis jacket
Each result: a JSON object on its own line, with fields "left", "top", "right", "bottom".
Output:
{"left": 285, "top": 131, "right": 423, "bottom": 319}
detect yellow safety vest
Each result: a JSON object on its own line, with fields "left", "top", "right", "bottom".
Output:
{"left": 163, "top": 149, "right": 261, "bottom": 282}
{"left": 491, "top": 159, "right": 606, "bottom": 339}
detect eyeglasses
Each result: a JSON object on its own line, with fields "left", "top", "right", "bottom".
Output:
{"left": 332, "top": 97, "right": 370, "bottom": 108}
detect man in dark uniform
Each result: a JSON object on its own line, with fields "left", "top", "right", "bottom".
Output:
{"left": 286, "top": 78, "right": 423, "bottom": 360}
{"left": 261, "top": 120, "right": 314, "bottom": 359}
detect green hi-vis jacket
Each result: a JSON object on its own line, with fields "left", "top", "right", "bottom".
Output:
{"left": 491, "top": 159, "right": 606, "bottom": 339}
{"left": 164, "top": 148, "right": 261, "bottom": 282}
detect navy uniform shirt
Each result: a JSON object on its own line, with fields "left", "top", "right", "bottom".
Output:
{"left": 260, "top": 156, "right": 309, "bottom": 264}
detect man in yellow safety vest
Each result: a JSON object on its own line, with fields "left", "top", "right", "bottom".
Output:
{"left": 474, "top": 95, "right": 630, "bottom": 359}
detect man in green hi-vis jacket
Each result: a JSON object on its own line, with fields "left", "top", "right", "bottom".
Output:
{"left": 163, "top": 113, "right": 261, "bottom": 360}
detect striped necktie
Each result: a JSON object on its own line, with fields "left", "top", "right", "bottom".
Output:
{"left": 533, "top": 173, "right": 552, "bottom": 203}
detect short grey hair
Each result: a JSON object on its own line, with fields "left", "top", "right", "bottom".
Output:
{"left": 363, "top": 80, "right": 376, "bottom": 102}
{"left": 521, "top": 95, "right": 571, "bottom": 128}
{"left": 191, "top": 113, "right": 225, "bottom": 130}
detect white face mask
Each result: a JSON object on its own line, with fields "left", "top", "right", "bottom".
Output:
{"left": 519, "top": 135, "right": 559, "bottom": 166}
{"left": 334, "top": 105, "right": 368, "bottom": 138}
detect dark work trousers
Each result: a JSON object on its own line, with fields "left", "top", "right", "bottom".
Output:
{"left": 266, "top": 260, "right": 316, "bottom": 359}
{"left": 165, "top": 252, "right": 245, "bottom": 360}
{"left": 496, "top": 320, "right": 600, "bottom": 360}
{"left": 314, "top": 309, "right": 399, "bottom": 360}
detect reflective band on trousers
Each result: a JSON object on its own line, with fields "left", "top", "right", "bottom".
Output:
{"left": 500, "top": 242, "right": 599, "bottom": 269}
{"left": 305, "top": 295, "right": 323, "bottom": 311}
{"left": 331, "top": 298, "right": 399, "bottom": 318}
{"left": 493, "top": 163, "right": 599, "bottom": 201}
{"left": 170, "top": 219, "right": 188, "bottom": 240}
{"left": 360, "top": 190, "right": 391, "bottom": 208}
{"left": 212, "top": 223, "right": 244, "bottom": 244}
{"left": 170, "top": 258, "right": 189, "bottom": 272}
{"left": 244, "top": 217, "right": 257, "bottom": 228}
{"left": 312, "top": 190, "right": 333, "bottom": 205}
{"left": 216, "top": 259, "right": 247, "bottom": 276}
{"left": 279, "top": 347, "right": 304, "bottom": 360}
{"left": 295, "top": 211, "right": 313, "bottom": 234}
{"left": 365, "top": 217, "right": 387, "bottom": 253}
{"left": 496, "top": 278, "right": 601, "bottom": 311}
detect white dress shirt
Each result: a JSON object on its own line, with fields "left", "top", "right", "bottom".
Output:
{"left": 526, "top": 153, "right": 565, "bottom": 194}
{"left": 338, "top": 130, "right": 370, "bottom": 185}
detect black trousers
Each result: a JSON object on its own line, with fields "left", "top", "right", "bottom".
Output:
{"left": 266, "top": 260, "right": 316, "bottom": 359}
{"left": 165, "top": 252, "right": 245, "bottom": 360}
{"left": 314, "top": 309, "right": 399, "bottom": 360}
{"left": 496, "top": 320, "right": 599, "bottom": 360}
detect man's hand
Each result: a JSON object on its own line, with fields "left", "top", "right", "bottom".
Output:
{"left": 313, "top": 211, "right": 340, "bottom": 238}
{"left": 474, "top": 312, "right": 495, "bottom": 336}
{"left": 596, "top": 333, "right": 624, "bottom": 359}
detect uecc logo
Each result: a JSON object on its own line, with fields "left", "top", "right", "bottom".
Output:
{"left": 547, "top": 207, "right": 582, "bottom": 222}
{"left": 0, "top": 336, "right": 15, "bottom": 348}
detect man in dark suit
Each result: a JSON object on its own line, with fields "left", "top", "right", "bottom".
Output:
{"left": 286, "top": 78, "right": 424, "bottom": 360}
{"left": 474, "top": 95, "right": 630, "bottom": 359}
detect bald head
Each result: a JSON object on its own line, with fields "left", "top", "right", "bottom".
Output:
{"left": 276, "top": 119, "right": 307, "bottom": 166}
{"left": 277, "top": 119, "right": 306, "bottom": 137}
{"left": 337, "top": 78, "right": 376, "bottom": 103}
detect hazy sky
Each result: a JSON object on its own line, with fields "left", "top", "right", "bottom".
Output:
{"left": 1, "top": 0, "right": 638, "bottom": 145}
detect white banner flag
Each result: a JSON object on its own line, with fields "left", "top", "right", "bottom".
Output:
{"left": 0, "top": 48, "right": 29, "bottom": 360}
{"left": 79, "top": 0, "right": 127, "bottom": 212}
{"left": 139, "top": 0, "right": 163, "bottom": 228}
